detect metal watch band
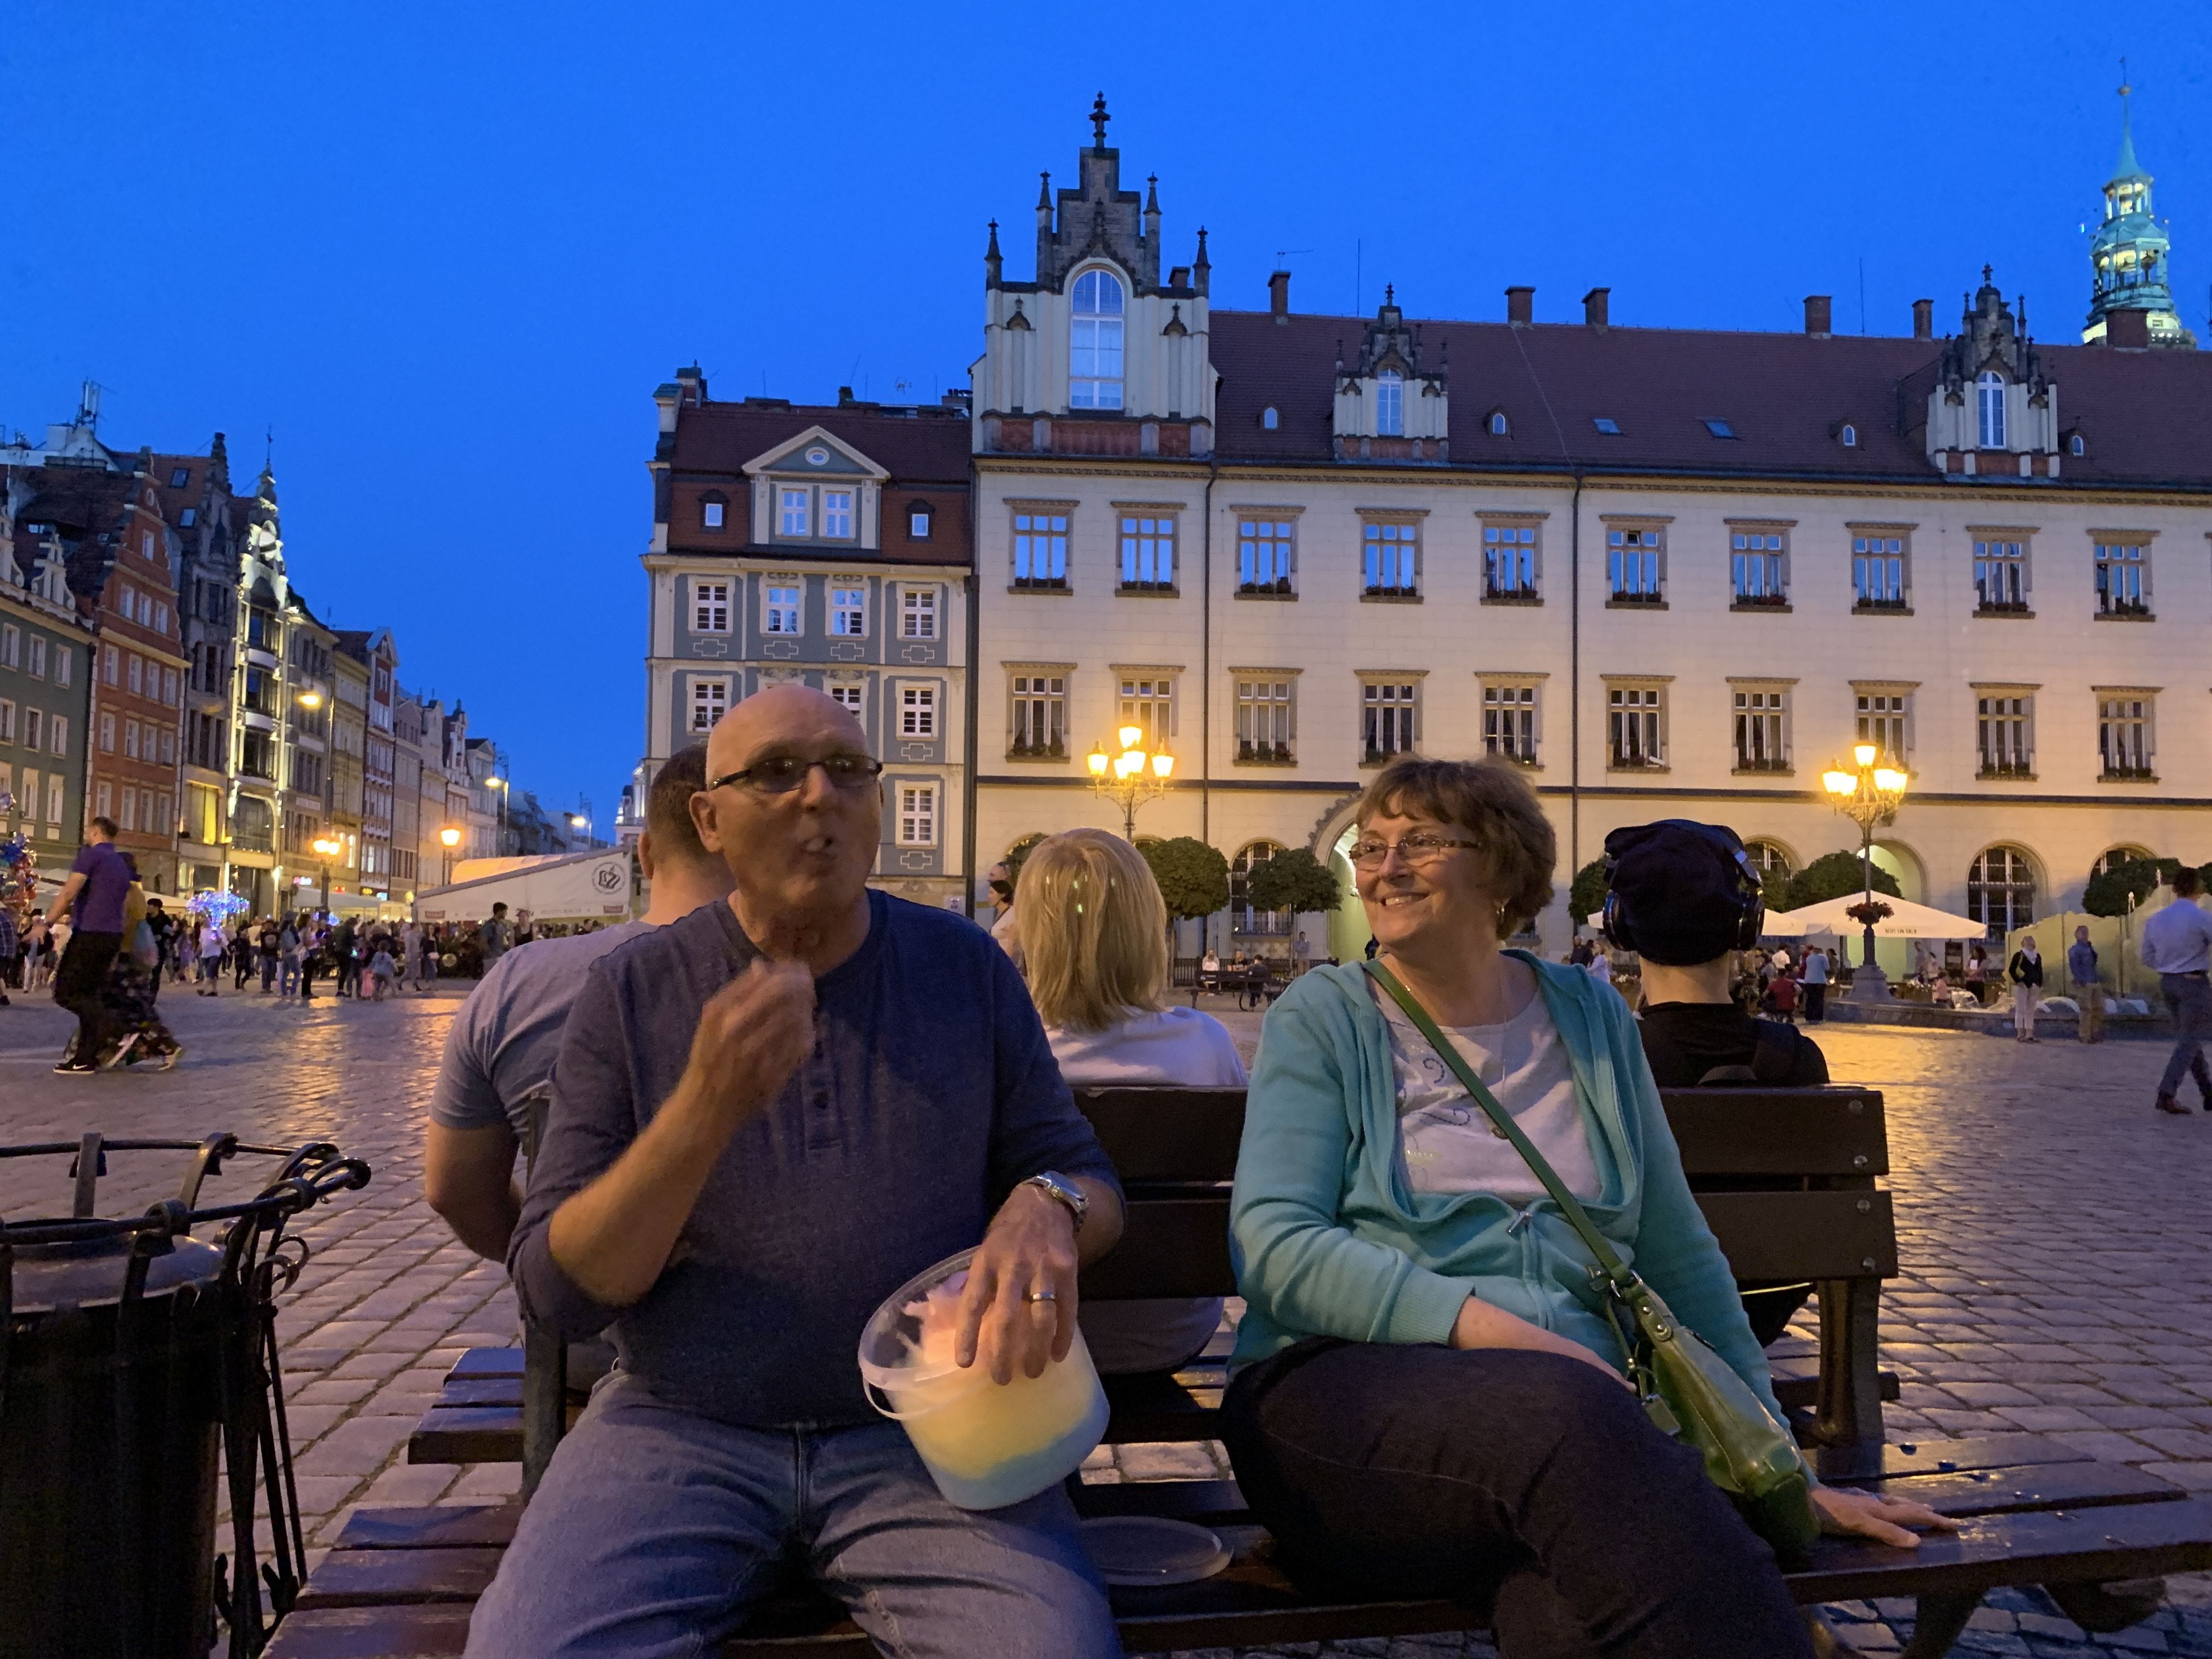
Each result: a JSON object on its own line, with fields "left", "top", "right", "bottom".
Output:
{"left": 1020, "top": 1171, "right": 1087, "bottom": 1231}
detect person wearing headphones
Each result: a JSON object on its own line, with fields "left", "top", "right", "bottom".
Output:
{"left": 1602, "top": 820, "right": 1827, "bottom": 1092}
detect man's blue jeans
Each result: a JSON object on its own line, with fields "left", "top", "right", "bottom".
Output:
{"left": 2157, "top": 973, "right": 2212, "bottom": 1101}
{"left": 465, "top": 1375, "right": 1120, "bottom": 1659}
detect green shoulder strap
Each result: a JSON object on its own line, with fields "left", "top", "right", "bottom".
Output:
{"left": 1364, "top": 958, "right": 1638, "bottom": 1294}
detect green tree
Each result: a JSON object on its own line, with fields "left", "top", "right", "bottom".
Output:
{"left": 1002, "top": 833, "right": 1048, "bottom": 889}
{"left": 1781, "top": 851, "right": 1901, "bottom": 913}
{"left": 1142, "top": 837, "right": 1230, "bottom": 923}
{"left": 1245, "top": 847, "right": 1342, "bottom": 916}
{"left": 1568, "top": 859, "right": 1610, "bottom": 927}
{"left": 2082, "top": 856, "right": 2206, "bottom": 917}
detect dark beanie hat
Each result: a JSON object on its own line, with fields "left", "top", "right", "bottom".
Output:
{"left": 1602, "top": 820, "right": 1762, "bottom": 966}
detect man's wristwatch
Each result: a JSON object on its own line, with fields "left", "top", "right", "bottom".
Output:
{"left": 1019, "top": 1171, "right": 1088, "bottom": 1234}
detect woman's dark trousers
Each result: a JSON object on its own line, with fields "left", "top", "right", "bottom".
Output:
{"left": 1221, "top": 1339, "right": 1814, "bottom": 1659}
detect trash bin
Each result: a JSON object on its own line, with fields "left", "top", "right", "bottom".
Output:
{"left": 0, "top": 1131, "right": 370, "bottom": 1659}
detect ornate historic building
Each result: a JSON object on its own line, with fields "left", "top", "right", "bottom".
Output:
{"left": 2083, "top": 82, "right": 2194, "bottom": 350}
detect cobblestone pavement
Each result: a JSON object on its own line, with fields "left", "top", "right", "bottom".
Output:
{"left": 7, "top": 989, "right": 2212, "bottom": 1654}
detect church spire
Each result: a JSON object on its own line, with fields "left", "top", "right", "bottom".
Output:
{"left": 2083, "top": 71, "right": 2193, "bottom": 348}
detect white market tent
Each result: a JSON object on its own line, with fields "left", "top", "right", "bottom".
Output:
{"left": 411, "top": 849, "right": 635, "bottom": 926}
{"left": 1764, "top": 894, "right": 1987, "bottom": 940}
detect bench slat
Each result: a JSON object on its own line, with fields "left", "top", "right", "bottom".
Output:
{"left": 409, "top": 1407, "right": 556, "bottom": 1466}
{"left": 1079, "top": 1087, "right": 1246, "bottom": 1182}
{"left": 1863, "top": 1459, "right": 2185, "bottom": 1516}
{"left": 333, "top": 1503, "right": 522, "bottom": 1551}
{"left": 1696, "top": 1190, "right": 1898, "bottom": 1280}
{"left": 1661, "top": 1089, "right": 1888, "bottom": 1177}
{"left": 1813, "top": 1432, "right": 2087, "bottom": 1483}
{"left": 294, "top": 1548, "right": 504, "bottom": 1610}
{"left": 444, "top": 1348, "right": 523, "bottom": 1380}
{"left": 264, "top": 1602, "right": 473, "bottom": 1658}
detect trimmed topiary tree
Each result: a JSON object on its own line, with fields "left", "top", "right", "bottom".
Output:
{"left": 1245, "top": 847, "right": 1342, "bottom": 917}
{"left": 1781, "top": 850, "right": 1902, "bottom": 914}
{"left": 2083, "top": 856, "right": 2202, "bottom": 917}
{"left": 1142, "top": 837, "right": 1231, "bottom": 926}
{"left": 1568, "top": 859, "right": 1610, "bottom": 928}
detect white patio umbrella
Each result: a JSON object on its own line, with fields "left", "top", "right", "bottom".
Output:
{"left": 1767, "top": 894, "right": 1988, "bottom": 940}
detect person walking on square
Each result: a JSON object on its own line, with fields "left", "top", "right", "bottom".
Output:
{"left": 231, "top": 922, "right": 256, "bottom": 991}
{"left": 479, "top": 902, "right": 512, "bottom": 968}
{"left": 0, "top": 902, "right": 16, "bottom": 1007}
{"left": 2140, "top": 868, "right": 2212, "bottom": 1115}
{"left": 43, "top": 817, "right": 132, "bottom": 1074}
{"left": 1800, "top": 942, "right": 1830, "bottom": 1023}
{"left": 2069, "top": 926, "right": 2104, "bottom": 1045}
{"left": 2007, "top": 935, "right": 2044, "bottom": 1042}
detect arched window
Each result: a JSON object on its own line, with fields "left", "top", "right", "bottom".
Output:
{"left": 1488, "top": 410, "right": 1509, "bottom": 436}
{"left": 1261, "top": 405, "right": 1278, "bottom": 430}
{"left": 1375, "top": 371, "right": 1403, "bottom": 436}
{"left": 2091, "top": 845, "right": 2153, "bottom": 882}
{"left": 1069, "top": 269, "right": 1125, "bottom": 410}
{"left": 1838, "top": 424, "right": 1857, "bottom": 448}
{"left": 1967, "top": 845, "right": 2037, "bottom": 939}
{"left": 1231, "top": 840, "right": 1289, "bottom": 938}
{"left": 1976, "top": 371, "right": 2007, "bottom": 449}
{"left": 2069, "top": 433, "right": 2085, "bottom": 456}
{"left": 1743, "top": 840, "right": 1795, "bottom": 891}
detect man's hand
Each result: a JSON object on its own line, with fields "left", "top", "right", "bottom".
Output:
{"left": 680, "top": 958, "right": 816, "bottom": 1133}
{"left": 956, "top": 1184, "right": 1079, "bottom": 1385}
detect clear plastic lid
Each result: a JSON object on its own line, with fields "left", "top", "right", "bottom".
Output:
{"left": 1079, "top": 1517, "right": 1232, "bottom": 1586}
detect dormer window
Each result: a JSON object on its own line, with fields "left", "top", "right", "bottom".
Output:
{"left": 180, "top": 507, "right": 198, "bottom": 526}
{"left": 1592, "top": 417, "right": 1622, "bottom": 436}
{"left": 2070, "top": 433, "right": 2086, "bottom": 456}
{"left": 1702, "top": 419, "right": 1737, "bottom": 439}
{"left": 1488, "top": 411, "right": 1509, "bottom": 436}
{"left": 1375, "top": 371, "right": 1403, "bottom": 437}
{"left": 1976, "top": 371, "right": 2007, "bottom": 449}
{"left": 702, "top": 495, "right": 726, "bottom": 530}
{"left": 1839, "top": 424, "right": 1858, "bottom": 448}
{"left": 1069, "top": 268, "right": 1125, "bottom": 410}
{"left": 169, "top": 467, "right": 189, "bottom": 488}
{"left": 822, "top": 491, "right": 854, "bottom": 539}
{"left": 909, "top": 505, "right": 932, "bottom": 539}
{"left": 778, "top": 489, "right": 811, "bottom": 537}
{"left": 1261, "top": 406, "right": 1278, "bottom": 430}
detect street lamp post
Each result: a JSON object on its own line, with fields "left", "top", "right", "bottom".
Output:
{"left": 1821, "top": 743, "right": 1909, "bottom": 1003}
{"left": 310, "top": 834, "right": 341, "bottom": 916}
{"left": 1086, "top": 725, "right": 1175, "bottom": 840}
{"left": 439, "top": 825, "right": 462, "bottom": 888}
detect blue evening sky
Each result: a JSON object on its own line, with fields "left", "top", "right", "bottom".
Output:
{"left": 6, "top": 2, "right": 2203, "bottom": 825}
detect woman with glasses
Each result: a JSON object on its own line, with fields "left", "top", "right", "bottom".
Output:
{"left": 1220, "top": 757, "right": 1944, "bottom": 1658}
{"left": 1014, "top": 828, "right": 1246, "bottom": 1374}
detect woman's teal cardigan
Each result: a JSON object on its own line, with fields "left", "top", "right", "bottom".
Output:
{"left": 1228, "top": 952, "right": 1785, "bottom": 1425}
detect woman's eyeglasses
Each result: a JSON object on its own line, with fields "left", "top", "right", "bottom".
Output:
{"left": 1346, "top": 832, "right": 1480, "bottom": 869}
{"left": 707, "top": 754, "right": 884, "bottom": 795}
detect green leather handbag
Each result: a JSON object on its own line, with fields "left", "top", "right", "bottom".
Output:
{"left": 1365, "top": 961, "right": 1821, "bottom": 1558}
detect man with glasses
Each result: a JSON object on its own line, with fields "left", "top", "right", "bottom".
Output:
{"left": 475, "top": 685, "right": 1126, "bottom": 1659}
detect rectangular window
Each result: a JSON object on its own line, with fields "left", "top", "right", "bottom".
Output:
{"left": 1852, "top": 534, "right": 1908, "bottom": 609}
{"left": 119, "top": 583, "right": 134, "bottom": 617}
{"left": 54, "top": 647, "right": 69, "bottom": 689}
{"left": 830, "top": 586, "right": 867, "bottom": 637}
{"left": 897, "top": 782, "right": 938, "bottom": 848}
{"left": 0, "top": 764, "right": 9, "bottom": 815}
{"left": 22, "top": 710, "right": 41, "bottom": 752}
{"left": 1235, "top": 678, "right": 1294, "bottom": 763}
{"left": 1012, "top": 512, "right": 1070, "bottom": 589}
{"left": 95, "top": 782, "right": 112, "bottom": 819}
{"left": 1362, "top": 522, "right": 1419, "bottom": 597}
{"left": 899, "top": 588, "right": 938, "bottom": 640}
{"left": 1607, "top": 686, "right": 1664, "bottom": 768}
{"left": 0, "top": 625, "right": 16, "bottom": 668}
{"left": 1973, "top": 538, "right": 2029, "bottom": 611}
{"left": 1976, "top": 695, "right": 2033, "bottom": 776}
{"left": 1483, "top": 683, "right": 1539, "bottom": 764}
{"left": 2099, "top": 696, "right": 2153, "bottom": 778}
{"left": 900, "top": 685, "right": 937, "bottom": 738}
{"left": 822, "top": 492, "right": 854, "bottom": 539}
{"left": 127, "top": 654, "right": 144, "bottom": 696}
{"left": 125, "top": 718, "right": 141, "bottom": 760}
{"left": 98, "top": 712, "right": 114, "bottom": 752}
{"left": 161, "top": 667, "right": 177, "bottom": 705}
{"left": 154, "top": 602, "right": 168, "bottom": 634}
{"left": 1856, "top": 693, "right": 1909, "bottom": 765}
{"left": 2095, "top": 541, "right": 2150, "bottom": 616}
{"left": 1010, "top": 674, "right": 1066, "bottom": 757}
{"left": 159, "top": 726, "right": 176, "bottom": 764}
{"left": 764, "top": 585, "right": 802, "bottom": 635}
{"left": 1238, "top": 520, "right": 1296, "bottom": 595}
{"left": 1731, "top": 689, "right": 1788, "bottom": 771}
{"left": 1730, "top": 531, "right": 1787, "bottom": 606}
{"left": 778, "top": 489, "right": 811, "bottom": 537}
{"left": 1119, "top": 676, "right": 1173, "bottom": 749}
{"left": 0, "top": 701, "right": 12, "bottom": 742}
{"left": 1361, "top": 681, "right": 1418, "bottom": 759}
{"left": 1483, "top": 525, "right": 1539, "bottom": 599}
{"left": 101, "top": 644, "right": 115, "bottom": 684}
{"left": 829, "top": 682, "right": 865, "bottom": 716}
{"left": 1118, "top": 516, "right": 1175, "bottom": 590}
{"left": 1607, "top": 528, "right": 1664, "bottom": 602}
{"left": 156, "top": 792, "right": 171, "bottom": 835}
{"left": 45, "top": 774, "right": 61, "bottom": 827}
{"left": 30, "top": 637, "right": 48, "bottom": 679}
{"left": 702, "top": 500, "right": 725, "bottom": 529}
{"left": 693, "top": 581, "right": 731, "bottom": 633}
{"left": 119, "top": 788, "right": 137, "bottom": 832}
{"left": 690, "top": 678, "right": 730, "bottom": 734}
{"left": 909, "top": 509, "right": 932, "bottom": 539}
{"left": 48, "top": 715, "right": 65, "bottom": 757}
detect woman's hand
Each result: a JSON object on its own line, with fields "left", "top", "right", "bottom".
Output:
{"left": 1450, "top": 1295, "right": 1632, "bottom": 1389}
{"left": 1811, "top": 1485, "right": 1959, "bottom": 1548}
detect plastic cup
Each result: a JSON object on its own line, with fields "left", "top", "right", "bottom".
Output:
{"left": 858, "top": 1247, "right": 1109, "bottom": 1510}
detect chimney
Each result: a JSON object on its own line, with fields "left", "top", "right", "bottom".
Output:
{"left": 1505, "top": 285, "right": 1534, "bottom": 327}
{"left": 1268, "top": 269, "right": 1291, "bottom": 319}
{"left": 1911, "top": 298, "right": 1933, "bottom": 340}
{"left": 2107, "top": 308, "right": 2151, "bottom": 349}
{"left": 1582, "top": 287, "right": 1610, "bottom": 328}
{"left": 1803, "top": 295, "right": 1832, "bottom": 337}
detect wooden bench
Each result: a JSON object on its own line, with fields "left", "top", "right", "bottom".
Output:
{"left": 270, "top": 1086, "right": 2212, "bottom": 1658}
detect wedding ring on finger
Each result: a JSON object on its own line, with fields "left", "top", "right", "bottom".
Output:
{"left": 1024, "top": 1288, "right": 1058, "bottom": 1305}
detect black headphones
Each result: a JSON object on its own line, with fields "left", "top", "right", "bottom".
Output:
{"left": 1600, "top": 821, "right": 1766, "bottom": 955}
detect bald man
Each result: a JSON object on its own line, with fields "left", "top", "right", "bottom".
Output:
{"left": 476, "top": 687, "right": 1126, "bottom": 1659}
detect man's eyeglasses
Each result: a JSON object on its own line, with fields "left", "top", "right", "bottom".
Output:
{"left": 707, "top": 754, "right": 884, "bottom": 795}
{"left": 1346, "top": 832, "right": 1481, "bottom": 869}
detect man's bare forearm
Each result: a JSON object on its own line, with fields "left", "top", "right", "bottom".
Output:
{"left": 546, "top": 1078, "right": 741, "bottom": 1307}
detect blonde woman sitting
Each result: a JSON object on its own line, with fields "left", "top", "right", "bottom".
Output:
{"left": 1018, "top": 828, "right": 1248, "bottom": 1374}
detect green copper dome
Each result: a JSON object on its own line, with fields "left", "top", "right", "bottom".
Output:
{"left": 2084, "top": 82, "right": 2193, "bottom": 347}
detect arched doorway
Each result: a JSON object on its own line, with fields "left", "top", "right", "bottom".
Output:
{"left": 1868, "top": 839, "right": 1924, "bottom": 904}
{"left": 1328, "top": 823, "right": 1372, "bottom": 963}
{"left": 1967, "top": 845, "right": 2038, "bottom": 939}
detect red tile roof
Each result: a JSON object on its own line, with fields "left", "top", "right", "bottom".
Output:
{"left": 1210, "top": 309, "right": 2212, "bottom": 490}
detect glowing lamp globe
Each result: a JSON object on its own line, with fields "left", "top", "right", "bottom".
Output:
{"left": 1821, "top": 770, "right": 1857, "bottom": 798}
{"left": 1853, "top": 742, "right": 1878, "bottom": 768}
{"left": 1117, "top": 725, "right": 1145, "bottom": 753}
